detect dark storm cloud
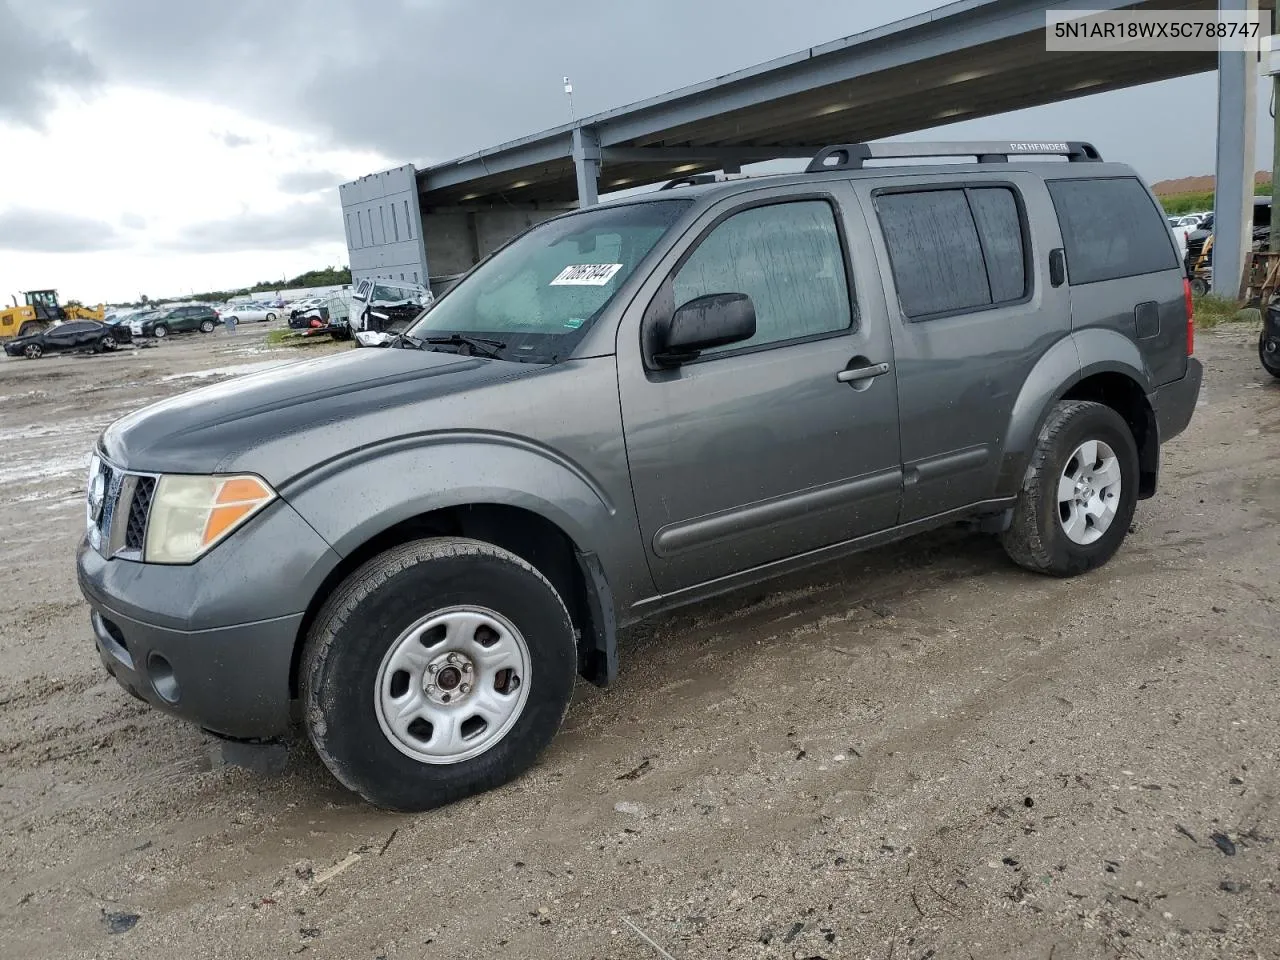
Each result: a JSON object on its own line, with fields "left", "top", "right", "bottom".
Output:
{"left": 20, "top": 0, "right": 939, "bottom": 161}
{"left": 8, "top": 0, "right": 1234, "bottom": 182}
{"left": 0, "top": 208, "right": 123, "bottom": 252}
{"left": 278, "top": 170, "right": 341, "bottom": 194}
{"left": 0, "top": 1, "right": 100, "bottom": 128}
{"left": 168, "top": 202, "right": 341, "bottom": 253}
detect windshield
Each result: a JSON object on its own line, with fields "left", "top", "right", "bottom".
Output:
{"left": 408, "top": 199, "right": 690, "bottom": 361}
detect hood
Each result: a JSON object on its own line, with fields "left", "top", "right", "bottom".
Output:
{"left": 101, "top": 347, "right": 530, "bottom": 480}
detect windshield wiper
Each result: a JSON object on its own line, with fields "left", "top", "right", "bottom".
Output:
{"left": 416, "top": 334, "right": 507, "bottom": 358}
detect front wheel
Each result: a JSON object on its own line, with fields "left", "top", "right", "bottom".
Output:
{"left": 1001, "top": 400, "right": 1139, "bottom": 577}
{"left": 152, "top": 324, "right": 168, "bottom": 339}
{"left": 23, "top": 343, "right": 43, "bottom": 359}
{"left": 199, "top": 319, "right": 215, "bottom": 333}
{"left": 99, "top": 335, "right": 117, "bottom": 352}
{"left": 1260, "top": 334, "right": 1280, "bottom": 379}
{"left": 301, "top": 538, "right": 577, "bottom": 811}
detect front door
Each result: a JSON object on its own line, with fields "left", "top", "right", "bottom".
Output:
{"left": 618, "top": 187, "right": 902, "bottom": 595}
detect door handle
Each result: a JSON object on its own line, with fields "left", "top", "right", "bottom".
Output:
{"left": 836, "top": 361, "right": 890, "bottom": 384}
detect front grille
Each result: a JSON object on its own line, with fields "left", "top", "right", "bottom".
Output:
{"left": 125, "top": 476, "right": 155, "bottom": 550}
{"left": 88, "top": 455, "right": 156, "bottom": 559}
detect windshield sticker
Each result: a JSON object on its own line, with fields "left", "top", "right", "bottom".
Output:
{"left": 563, "top": 318, "right": 585, "bottom": 329}
{"left": 550, "top": 263, "right": 623, "bottom": 286}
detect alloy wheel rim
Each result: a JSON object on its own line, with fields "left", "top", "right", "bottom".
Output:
{"left": 373, "top": 605, "right": 532, "bottom": 765}
{"left": 1057, "top": 439, "right": 1122, "bottom": 545}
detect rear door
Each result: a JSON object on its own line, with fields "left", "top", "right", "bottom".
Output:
{"left": 617, "top": 184, "right": 902, "bottom": 594}
{"left": 857, "top": 173, "right": 1071, "bottom": 522}
{"left": 1044, "top": 175, "right": 1187, "bottom": 386}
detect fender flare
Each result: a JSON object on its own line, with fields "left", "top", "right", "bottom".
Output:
{"left": 997, "top": 330, "right": 1154, "bottom": 497}
{"left": 281, "top": 433, "right": 631, "bottom": 686}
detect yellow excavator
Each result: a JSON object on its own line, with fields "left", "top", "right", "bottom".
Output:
{"left": 0, "top": 290, "right": 105, "bottom": 340}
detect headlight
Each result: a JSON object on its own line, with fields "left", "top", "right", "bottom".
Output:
{"left": 145, "top": 474, "right": 275, "bottom": 564}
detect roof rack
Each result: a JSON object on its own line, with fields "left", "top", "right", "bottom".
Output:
{"left": 805, "top": 141, "right": 1101, "bottom": 173}
{"left": 659, "top": 173, "right": 722, "bottom": 191}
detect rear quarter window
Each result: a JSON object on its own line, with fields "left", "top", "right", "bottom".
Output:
{"left": 1046, "top": 177, "right": 1178, "bottom": 284}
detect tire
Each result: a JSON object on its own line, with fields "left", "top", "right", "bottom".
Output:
{"left": 1000, "top": 400, "right": 1139, "bottom": 577}
{"left": 152, "top": 324, "right": 168, "bottom": 339}
{"left": 199, "top": 319, "right": 215, "bottom": 333}
{"left": 225, "top": 316, "right": 238, "bottom": 326}
{"left": 99, "top": 335, "right": 116, "bottom": 352}
{"left": 301, "top": 537, "right": 577, "bottom": 811}
{"left": 1260, "top": 334, "right": 1280, "bottom": 379}
{"left": 23, "top": 343, "right": 42, "bottom": 359}
{"left": 1190, "top": 277, "right": 1209, "bottom": 297}
{"left": 265, "top": 313, "right": 276, "bottom": 322}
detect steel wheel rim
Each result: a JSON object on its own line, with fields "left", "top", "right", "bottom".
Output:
{"left": 373, "top": 605, "right": 532, "bottom": 765}
{"left": 1057, "top": 439, "right": 1122, "bottom": 545}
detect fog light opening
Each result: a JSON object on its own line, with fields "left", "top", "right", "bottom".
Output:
{"left": 148, "top": 653, "right": 180, "bottom": 704}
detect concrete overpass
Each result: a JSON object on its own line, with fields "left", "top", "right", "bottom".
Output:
{"left": 340, "top": 0, "right": 1267, "bottom": 298}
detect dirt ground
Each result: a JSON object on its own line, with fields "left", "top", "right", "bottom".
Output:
{"left": 0, "top": 322, "right": 1277, "bottom": 960}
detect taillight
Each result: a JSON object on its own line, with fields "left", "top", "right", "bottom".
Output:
{"left": 1183, "top": 277, "right": 1194, "bottom": 356}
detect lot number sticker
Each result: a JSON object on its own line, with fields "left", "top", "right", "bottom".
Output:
{"left": 550, "top": 263, "right": 623, "bottom": 286}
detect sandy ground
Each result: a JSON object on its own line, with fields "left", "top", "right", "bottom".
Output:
{"left": 0, "top": 322, "right": 1277, "bottom": 960}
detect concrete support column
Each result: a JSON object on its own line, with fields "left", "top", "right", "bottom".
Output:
{"left": 1213, "top": 0, "right": 1258, "bottom": 299}
{"left": 572, "top": 127, "right": 601, "bottom": 208}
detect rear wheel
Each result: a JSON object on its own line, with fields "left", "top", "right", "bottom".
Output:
{"left": 1260, "top": 333, "right": 1280, "bottom": 379}
{"left": 199, "top": 319, "right": 215, "bottom": 333}
{"left": 152, "top": 324, "right": 168, "bottom": 339}
{"left": 265, "top": 312, "right": 277, "bottom": 322}
{"left": 302, "top": 537, "right": 577, "bottom": 811}
{"left": 23, "top": 343, "right": 42, "bottom": 359}
{"left": 1001, "top": 400, "right": 1139, "bottom": 577}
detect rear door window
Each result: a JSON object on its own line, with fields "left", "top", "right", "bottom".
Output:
{"left": 1046, "top": 177, "right": 1178, "bottom": 283}
{"left": 875, "top": 186, "right": 1029, "bottom": 319}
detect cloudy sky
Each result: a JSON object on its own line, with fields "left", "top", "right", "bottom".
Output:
{"left": 0, "top": 0, "right": 1273, "bottom": 304}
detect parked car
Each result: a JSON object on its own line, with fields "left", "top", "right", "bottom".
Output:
{"left": 218, "top": 303, "right": 278, "bottom": 324}
{"left": 1183, "top": 197, "right": 1272, "bottom": 278}
{"left": 1262, "top": 302, "right": 1280, "bottom": 379}
{"left": 348, "top": 279, "right": 432, "bottom": 347}
{"left": 77, "top": 140, "right": 1201, "bottom": 811}
{"left": 138, "top": 304, "right": 220, "bottom": 338}
{"left": 4, "top": 319, "right": 132, "bottom": 359}
{"left": 288, "top": 297, "right": 327, "bottom": 320}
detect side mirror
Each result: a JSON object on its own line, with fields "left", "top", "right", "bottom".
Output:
{"left": 655, "top": 293, "right": 756, "bottom": 367}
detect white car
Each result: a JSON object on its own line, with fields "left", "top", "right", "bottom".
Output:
{"left": 288, "top": 297, "right": 328, "bottom": 318}
{"left": 218, "top": 303, "right": 278, "bottom": 324}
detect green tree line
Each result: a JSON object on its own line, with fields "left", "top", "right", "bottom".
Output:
{"left": 1160, "top": 182, "right": 1273, "bottom": 216}
{"left": 128, "top": 266, "right": 353, "bottom": 306}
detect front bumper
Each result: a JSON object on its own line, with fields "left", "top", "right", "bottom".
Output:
{"left": 88, "top": 605, "right": 302, "bottom": 739}
{"left": 1153, "top": 357, "right": 1204, "bottom": 443}
{"left": 77, "top": 499, "right": 342, "bottom": 740}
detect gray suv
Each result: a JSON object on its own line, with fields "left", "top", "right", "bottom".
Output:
{"left": 77, "top": 141, "right": 1203, "bottom": 810}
